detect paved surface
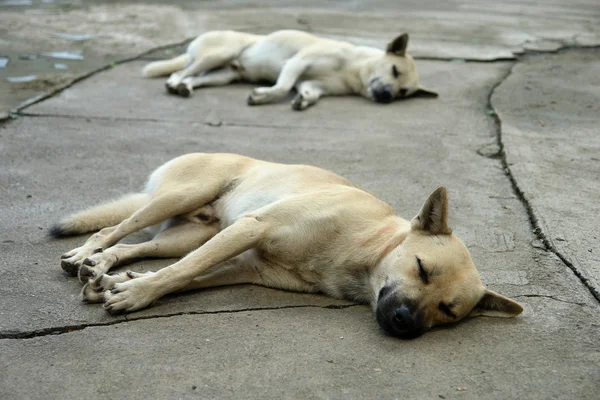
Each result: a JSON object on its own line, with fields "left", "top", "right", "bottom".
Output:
{"left": 1, "top": 1, "right": 599, "bottom": 399}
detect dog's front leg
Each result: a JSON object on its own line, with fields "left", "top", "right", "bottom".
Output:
{"left": 80, "top": 221, "right": 219, "bottom": 299}
{"left": 291, "top": 80, "right": 325, "bottom": 111}
{"left": 247, "top": 59, "right": 308, "bottom": 105}
{"left": 88, "top": 259, "right": 259, "bottom": 304}
{"left": 103, "top": 215, "right": 268, "bottom": 313}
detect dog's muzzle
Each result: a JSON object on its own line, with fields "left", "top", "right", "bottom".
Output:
{"left": 376, "top": 286, "right": 427, "bottom": 339}
{"left": 372, "top": 86, "right": 394, "bottom": 104}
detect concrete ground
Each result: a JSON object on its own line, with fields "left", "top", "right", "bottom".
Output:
{"left": 1, "top": 1, "right": 599, "bottom": 399}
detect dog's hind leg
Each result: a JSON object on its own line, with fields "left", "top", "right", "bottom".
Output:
{"left": 102, "top": 214, "right": 268, "bottom": 313}
{"left": 291, "top": 80, "right": 325, "bottom": 111}
{"left": 166, "top": 31, "right": 260, "bottom": 96}
{"left": 177, "top": 67, "right": 241, "bottom": 97}
{"left": 81, "top": 220, "right": 219, "bottom": 301}
{"left": 60, "top": 184, "right": 223, "bottom": 278}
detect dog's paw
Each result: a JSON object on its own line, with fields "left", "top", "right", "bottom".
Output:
{"left": 81, "top": 273, "right": 120, "bottom": 303}
{"left": 103, "top": 275, "right": 157, "bottom": 313}
{"left": 176, "top": 83, "right": 192, "bottom": 97}
{"left": 77, "top": 249, "right": 118, "bottom": 283}
{"left": 291, "top": 94, "right": 311, "bottom": 111}
{"left": 247, "top": 87, "right": 270, "bottom": 105}
{"left": 82, "top": 271, "right": 149, "bottom": 303}
{"left": 165, "top": 82, "right": 178, "bottom": 95}
{"left": 166, "top": 73, "right": 181, "bottom": 89}
{"left": 61, "top": 246, "right": 103, "bottom": 277}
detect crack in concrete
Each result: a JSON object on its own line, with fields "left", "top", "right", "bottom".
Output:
{"left": 3, "top": 37, "right": 195, "bottom": 119}
{"left": 17, "top": 112, "right": 169, "bottom": 124}
{"left": 15, "top": 111, "right": 397, "bottom": 133}
{"left": 514, "top": 294, "right": 589, "bottom": 307}
{"left": 485, "top": 57, "right": 600, "bottom": 304}
{"left": 415, "top": 56, "right": 516, "bottom": 63}
{"left": 14, "top": 111, "right": 340, "bottom": 131}
{"left": 0, "top": 303, "right": 360, "bottom": 340}
{"left": 416, "top": 42, "right": 600, "bottom": 63}
{"left": 518, "top": 41, "right": 600, "bottom": 56}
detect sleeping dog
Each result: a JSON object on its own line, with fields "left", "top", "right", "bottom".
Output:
{"left": 53, "top": 153, "right": 522, "bottom": 339}
{"left": 142, "top": 30, "right": 438, "bottom": 110}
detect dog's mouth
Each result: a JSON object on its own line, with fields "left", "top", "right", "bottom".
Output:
{"left": 376, "top": 285, "right": 427, "bottom": 339}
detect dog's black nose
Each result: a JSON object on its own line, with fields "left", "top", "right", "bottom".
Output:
{"left": 373, "top": 88, "right": 393, "bottom": 104}
{"left": 376, "top": 297, "right": 426, "bottom": 339}
{"left": 394, "top": 306, "right": 418, "bottom": 331}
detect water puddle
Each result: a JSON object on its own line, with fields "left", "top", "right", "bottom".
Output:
{"left": 0, "top": 0, "right": 33, "bottom": 6}
{"left": 5, "top": 75, "right": 37, "bottom": 83}
{"left": 54, "top": 33, "right": 96, "bottom": 41}
{"left": 40, "top": 51, "right": 84, "bottom": 60}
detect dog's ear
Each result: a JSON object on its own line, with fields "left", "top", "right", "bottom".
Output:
{"left": 386, "top": 33, "right": 409, "bottom": 56}
{"left": 411, "top": 187, "right": 451, "bottom": 235}
{"left": 469, "top": 289, "right": 523, "bottom": 317}
{"left": 410, "top": 87, "right": 439, "bottom": 98}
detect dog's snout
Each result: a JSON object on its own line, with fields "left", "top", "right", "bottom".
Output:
{"left": 394, "top": 306, "right": 416, "bottom": 330}
{"left": 373, "top": 87, "right": 393, "bottom": 104}
{"left": 376, "top": 293, "right": 426, "bottom": 339}
{"left": 389, "top": 305, "right": 425, "bottom": 339}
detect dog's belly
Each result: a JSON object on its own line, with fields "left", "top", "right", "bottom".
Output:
{"left": 217, "top": 189, "right": 286, "bottom": 228}
{"left": 236, "top": 41, "right": 299, "bottom": 82}
{"left": 213, "top": 166, "right": 294, "bottom": 228}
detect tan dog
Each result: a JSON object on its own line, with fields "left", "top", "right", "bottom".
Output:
{"left": 52, "top": 153, "right": 522, "bottom": 339}
{"left": 142, "top": 30, "right": 438, "bottom": 110}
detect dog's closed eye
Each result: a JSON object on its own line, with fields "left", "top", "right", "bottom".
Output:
{"left": 392, "top": 65, "right": 400, "bottom": 78}
{"left": 438, "top": 302, "right": 457, "bottom": 319}
{"left": 416, "top": 257, "right": 428, "bottom": 284}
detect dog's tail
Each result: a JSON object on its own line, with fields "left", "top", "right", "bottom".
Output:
{"left": 50, "top": 193, "right": 150, "bottom": 238}
{"left": 142, "top": 54, "right": 190, "bottom": 78}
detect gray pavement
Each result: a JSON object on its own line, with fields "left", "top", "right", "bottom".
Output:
{"left": 1, "top": 1, "right": 600, "bottom": 399}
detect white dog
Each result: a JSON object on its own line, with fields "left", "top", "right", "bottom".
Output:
{"left": 142, "top": 30, "right": 438, "bottom": 110}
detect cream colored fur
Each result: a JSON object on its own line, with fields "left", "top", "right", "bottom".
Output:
{"left": 53, "top": 153, "right": 522, "bottom": 338}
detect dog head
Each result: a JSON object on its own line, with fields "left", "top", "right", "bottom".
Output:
{"left": 366, "top": 33, "right": 438, "bottom": 103}
{"left": 374, "top": 187, "right": 522, "bottom": 339}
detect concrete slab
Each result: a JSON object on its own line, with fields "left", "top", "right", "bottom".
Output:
{"left": 2, "top": 1, "right": 599, "bottom": 60}
{"left": 2, "top": 0, "right": 599, "bottom": 115}
{"left": 2, "top": 57, "right": 596, "bottom": 343}
{"left": 25, "top": 59, "right": 492, "bottom": 128}
{"left": 1, "top": 302, "right": 599, "bottom": 400}
{"left": 492, "top": 48, "right": 600, "bottom": 299}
